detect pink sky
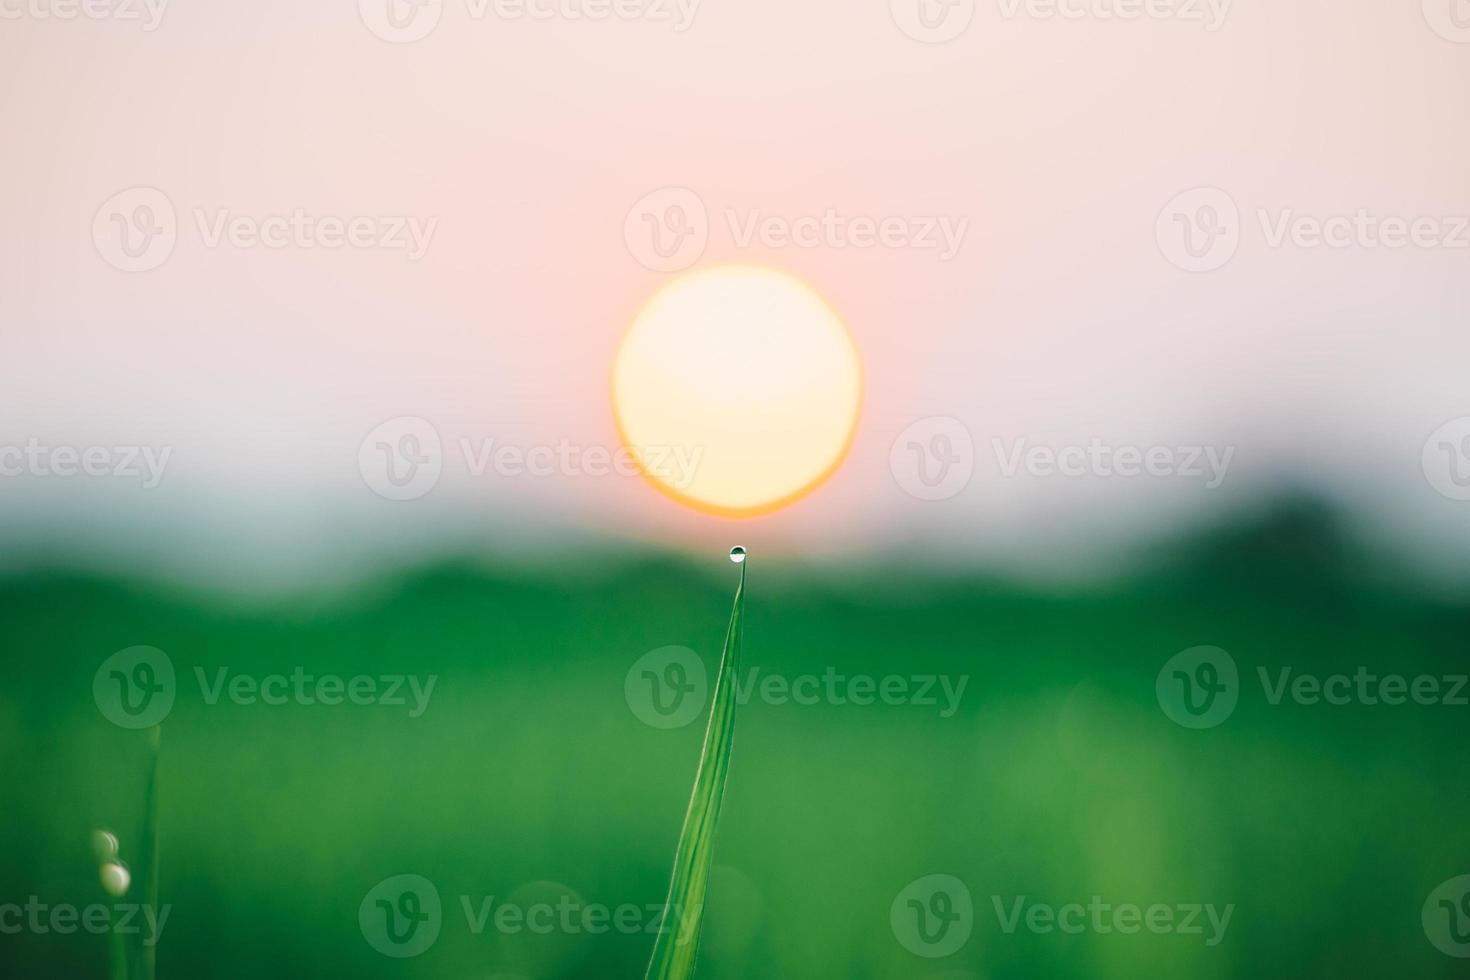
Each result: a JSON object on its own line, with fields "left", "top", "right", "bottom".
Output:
{"left": 1, "top": 0, "right": 1468, "bottom": 589}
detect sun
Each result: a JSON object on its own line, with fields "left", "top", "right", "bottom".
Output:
{"left": 613, "top": 266, "right": 863, "bottom": 518}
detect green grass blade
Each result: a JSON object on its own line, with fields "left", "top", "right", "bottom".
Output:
{"left": 134, "top": 725, "right": 161, "bottom": 980}
{"left": 644, "top": 555, "right": 746, "bottom": 980}
{"left": 107, "top": 910, "right": 127, "bottom": 980}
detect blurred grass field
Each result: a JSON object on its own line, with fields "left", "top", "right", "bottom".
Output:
{"left": 2, "top": 503, "right": 1467, "bottom": 979}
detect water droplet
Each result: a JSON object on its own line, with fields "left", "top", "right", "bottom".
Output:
{"left": 728, "top": 546, "right": 747, "bottom": 564}
{"left": 100, "top": 861, "right": 131, "bottom": 897}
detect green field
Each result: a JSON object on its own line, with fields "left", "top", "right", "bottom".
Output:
{"left": 3, "top": 504, "right": 1467, "bottom": 978}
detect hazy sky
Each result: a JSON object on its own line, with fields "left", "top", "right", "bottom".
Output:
{"left": 2, "top": 0, "right": 1468, "bottom": 589}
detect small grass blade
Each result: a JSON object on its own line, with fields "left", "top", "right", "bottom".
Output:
{"left": 107, "top": 912, "right": 127, "bottom": 980}
{"left": 93, "top": 830, "right": 128, "bottom": 980}
{"left": 644, "top": 549, "right": 746, "bottom": 980}
{"left": 132, "top": 725, "right": 161, "bottom": 980}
